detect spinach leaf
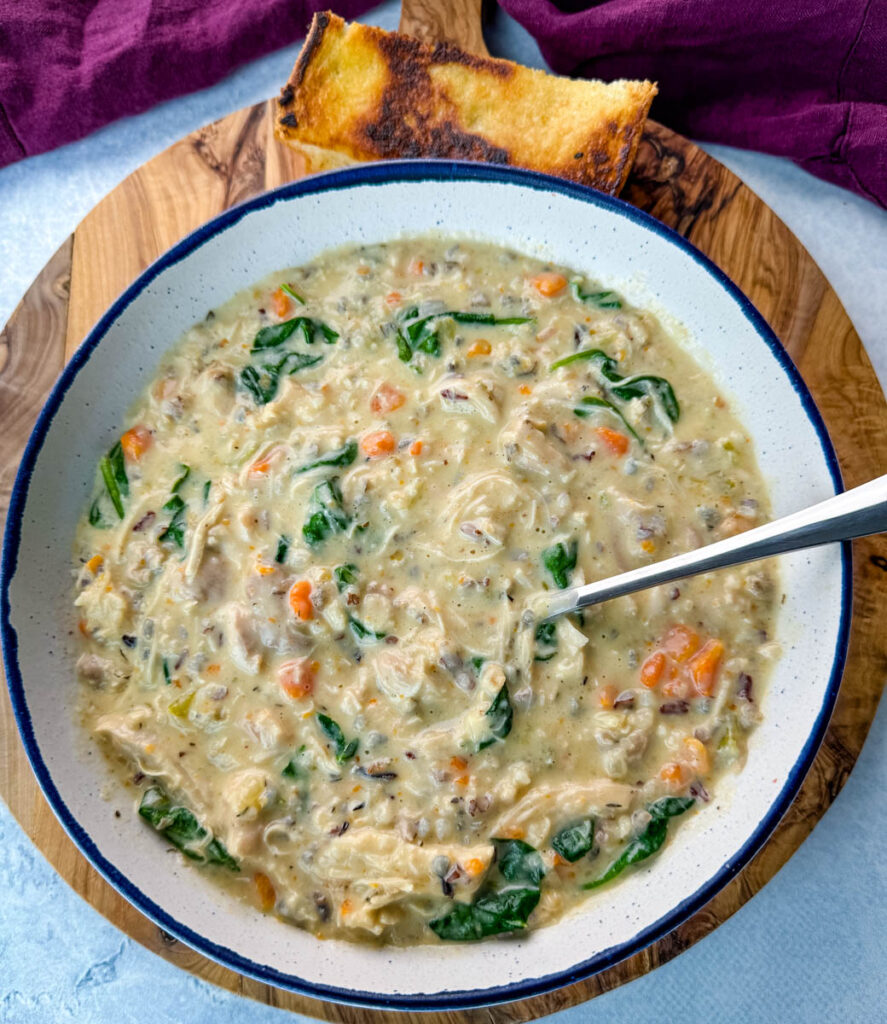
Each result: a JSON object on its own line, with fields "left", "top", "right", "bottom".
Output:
{"left": 429, "top": 836, "right": 546, "bottom": 941}
{"left": 252, "top": 317, "right": 302, "bottom": 351}
{"left": 282, "top": 747, "right": 311, "bottom": 809}
{"left": 583, "top": 796, "right": 694, "bottom": 889}
{"left": 296, "top": 440, "right": 357, "bottom": 474}
{"left": 274, "top": 535, "right": 290, "bottom": 564}
{"left": 575, "top": 395, "right": 643, "bottom": 444}
{"left": 98, "top": 452, "right": 125, "bottom": 519}
{"left": 159, "top": 494, "right": 186, "bottom": 549}
{"left": 550, "top": 347, "right": 614, "bottom": 372}
{"left": 534, "top": 620, "right": 558, "bottom": 662}
{"left": 240, "top": 351, "right": 324, "bottom": 405}
{"left": 448, "top": 312, "right": 533, "bottom": 327}
{"left": 551, "top": 818, "right": 595, "bottom": 862}
{"left": 430, "top": 887, "right": 541, "bottom": 941}
{"left": 393, "top": 309, "right": 532, "bottom": 363}
{"left": 316, "top": 713, "right": 359, "bottom": 763}
{"left": 478, "top": 683, "right": 513, "bottom": 750}
{"left": 161, "top": 659, "right": 171, "bottom": 686}
{"left": 280, "top": 282, "right": 305, "bottom": 305}
{"left": 611, "top": 375, "right": 680, "bottom": 423}
{"left": 552, "top": 345, "right": 680, "bottom": 425}
{"left": 395, "top": 308, "right": 441, "bottom": 361}
{"left": 252, "top": 316, "right": 338, "bottom": 351}
{"left": 570, "top": 281, "right": 622, "bottom": 309}
{"left": 202, "top": 479, "right": 211, "bottom": 503}
{"left": 349, "top": 616, "right": 386, "bottom": 643}
{"left": 469, "top": 655, "right": 485, "bottom": 674}
{"left": 88, "top": 499, "right": 105, "bottom": 527}
{"left": 299, "top": 318, "right": 338, "bottom": 345}
{"left": 302, "top": 477, "right": 349, "bottom": 546}
{"left": 171, "top": 464, "right": 190, "bottom": 493}
{"left": 492, "top": 838, "right": 546, "bottom": 886}
{"left": 648, "top": 795, "right": 696, "bottom": 821}
{"left": 138, "top": 787, "right": 238, "bottom": 870}
{"left": 282, "top": 758, "right": 307, "bottom": 780}
{"left": 334, "top": 563, "right": 359, "bottom": 591}
{"left": 541, "top": 540, "right": 578, "bottom": 589}
{"left": 108, "top": 441, "right": 129, "bottom": 497}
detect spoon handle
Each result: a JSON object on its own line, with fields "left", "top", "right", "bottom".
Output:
{"left": 543, "top": 473, "right": 887, "bottom": 620}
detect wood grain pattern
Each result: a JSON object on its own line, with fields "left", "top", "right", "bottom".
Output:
{"left": 399, "top": 0, "right": 489, "bottom": 54}
{"left": 1, "top": 11, "right": 885, "bottom": 1023}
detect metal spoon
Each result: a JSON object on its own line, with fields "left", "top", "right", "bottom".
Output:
{"left": 537, "top": 473, "right": 887, "bottom": 622}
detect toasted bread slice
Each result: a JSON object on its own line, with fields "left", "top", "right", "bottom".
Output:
{"left": 275, "top": 13, "right": 656, "bottom": 194}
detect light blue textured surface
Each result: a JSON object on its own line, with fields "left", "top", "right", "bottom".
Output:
{"left": 1, "top": 4, "right": 885, "bottom": 1022}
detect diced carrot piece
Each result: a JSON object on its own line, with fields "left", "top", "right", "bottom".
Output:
{"left": 503, "top": 826, "right": 525, "bottom": 839}
{"left": 408, "top": 258, "right": 424, "bottom": 276}
{"left": 120, "top": 425, "right": 152, "bottom": 462}
{"left": 688, "top": 638, "right": 724, "bottom": 696}
{"left": 409, "top": 440, "right": 423, "bottom": 456}
{"left": 370, "top": 383, "right": 406, "bottom": 415}
{"left": 518, "top": 385, "right": 532, "bottom": 396}
{"left": 385, "top": 291, "right": 402, "bottom": 306}
{"left": 85, "top": 554, "right": 103, "bottom": 574}
{"left": 640, "top": 651, "right": 666, "bottom": 688}
{"left": 450, "top": 756, "right": 468, "bottom": 771}
{"left": 256, "top": 561, "right": 276, "bottom": 576}
{"left": 249, "top": 447, "right": 280, "bottom": 476}
{"left": 531, "top": 272, "right": 567, "bottom": 297}
{"left": 466, "top": 339, "right": 491, "bottom": 357}
{"left": 361, "top": 430, "right": 396, "bottom": 458}
{"left": 682, "top": 736, "right": 711, "bottom": 775}
{"left": 661, "top": 670, "right": 692, "bottom": 699}
{"left": 272, "top": 287, "right": 290, "bottom": 319}
{"left": 278, "top": 657, "right": 316, "bottom": 699}
{"left": 340, "top": 898, "right": 353, "bottom": 916}
{"left": 660, "top": 761, "right": 687, "bottom": 785}
{"left": 595, "top": 426, "right": 630, "bottom": 456}
{"left": 78, "top": 619, "right": 90, "bottom": 637}
{"left": 663, "top": 625, "right": 701, "bottom": 663}
{"left": 254, "top": 872, "right": 276, "bottom": 913}
{"left": 463, "top": 858, "right": 486, "bottom": 877}
{"left": 288, "top": 580, "right": 314, "bottom": 621}
{"left": 640, "top": 539, "right": 656, "bottom": 553}
{"left": 455, "top": 774, "right": 470, "bottom": 787}
{"left": 597, "top": 684, "right": 618, "bottom": 709}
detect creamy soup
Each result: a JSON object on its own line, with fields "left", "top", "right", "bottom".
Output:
{"left": 73, "top": 238, "right": 778, "bottom": 944}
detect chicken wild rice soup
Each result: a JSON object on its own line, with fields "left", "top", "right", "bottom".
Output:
{"left": 74, "top": 237, "right": 779, "bottom": 945}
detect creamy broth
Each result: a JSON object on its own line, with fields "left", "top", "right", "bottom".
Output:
{"left": 73, "top": 238, "right": 778, "bottom": 944}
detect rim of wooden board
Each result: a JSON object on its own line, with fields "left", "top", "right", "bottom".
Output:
{"left": 0, "top": 102, "right": 885, "bottom": 1022}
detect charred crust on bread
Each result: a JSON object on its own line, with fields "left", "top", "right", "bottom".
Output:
{"left": 291, "top": 10, "right": 330, "bottom": 87}
{"left": 274, "top": 13, "right": 656, "bottom": 195}
{"left": 358, "top": 31, "right": 510, "bottom": 163}
{"left": 429, "top": 41, "right": 513, "bottom": 78}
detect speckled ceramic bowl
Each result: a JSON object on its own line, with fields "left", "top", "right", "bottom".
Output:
{"left": 1, "top": 163, "right": 849, "bottom": 1011}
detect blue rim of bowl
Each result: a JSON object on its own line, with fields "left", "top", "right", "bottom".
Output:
{"left": 1, "top": 160, "right": 850, "bottom": 1011}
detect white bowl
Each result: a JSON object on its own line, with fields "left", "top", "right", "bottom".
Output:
{"left": 1, "top": 162, "right": 849, "bottom": 1011}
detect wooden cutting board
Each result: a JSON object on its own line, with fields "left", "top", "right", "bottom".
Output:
{"left": 1, "top": 1, "right": 885, "bottom": 1020}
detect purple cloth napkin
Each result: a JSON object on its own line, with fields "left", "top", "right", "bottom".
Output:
{"left": 1, "top": 1, "right": 884, "bottom": 209}
{"left": 500, "top": 0, "right": 886, "bottom": 208}
{"left": 0, "top": 0, "right": 374, "bottom": 169}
